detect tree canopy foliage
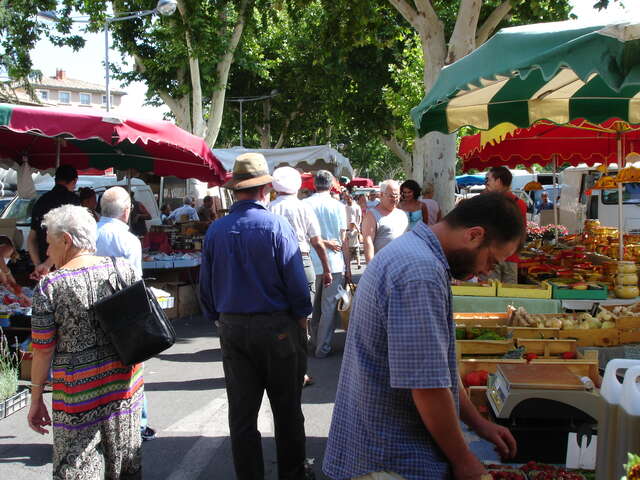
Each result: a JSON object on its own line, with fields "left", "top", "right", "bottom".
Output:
{"left": 0, "top": 0, "right": 612, "bottom": 181}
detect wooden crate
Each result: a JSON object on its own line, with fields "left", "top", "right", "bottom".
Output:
{"left": 453, "top": 313, "right": 509, "bottom": 326}
{"left": 529, "top": 350, "right": 601, "bottom": 386}
{"left": 458, "top": 350, "right": 601, "bottom": 386}
{"left": 558, "top": 327, "right": 619, "bottom": 347}
{"left": 508, "top": 326, "right": 560, "bottom": 339}
{"left": 598, "top": 305, "right": 640, "bottom": 345}
{"left": 467, "top": 386, "right": 490, "bottom": 419}
{"left": 620, "top": 329, "right": 640, "bottom": 344}
{"left": 516, "top": 338, "right": 577, "bottom": 356}
{"left": 497, "top": 281, "right": 552, "bottom": 299}
{"left": 451, "top": 281, "right": 496, "bottom": 297}
{"left": 458, "top": 358, "right": 525, "bottom": 376}
{"left": 456, "top": 339, "right": 514, "bottom": 355}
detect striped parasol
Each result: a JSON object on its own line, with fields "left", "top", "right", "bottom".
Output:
{"left": 411, "top": 22, "right": 640, "bottom": 136}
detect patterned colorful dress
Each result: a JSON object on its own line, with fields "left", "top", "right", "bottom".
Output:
{"left": 31, "top": 257, "right": 144, "bottom": 480}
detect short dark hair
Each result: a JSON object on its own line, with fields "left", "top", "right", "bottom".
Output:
{"left": 400, "top": 179, "right": 421, "bottom": 199}
{"left": 444, "top": 192, "right": 525, "bottom": 247}
{"left": 203, "top": 195, "right": 212, "bottom": 203}
{"left": 55, "top": 165, "right": 78, "bottom": 184}
{"left": 78, "top": 187, "right": 95, "bottom": 201}
{"left": 488, "top": 166, "right": 512, "bottom": 188}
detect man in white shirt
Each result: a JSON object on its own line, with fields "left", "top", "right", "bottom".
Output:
{"left": 96, "top": 187, "right": 142, "bottom": 278}
{"left": 269, "top": 166, "right": 333, "bottom": 387}
{"left": 268, "top": 167, "right": 332, "bottom": 290}
{"left": 305, "top": 170, "right": 349, "bottom": 358}
{"left": 168, "top": 196, "right": 200, "bottom": 223}
{"left": 95, "top": 186, "right": 155, "bottom": 441}
{"left": 345, "top": 194, "right": 362, "bottom": 228}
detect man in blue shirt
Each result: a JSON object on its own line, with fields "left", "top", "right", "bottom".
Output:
{"left": 323, "top": 193, "right": 522, "bottom": 480}
{"left": 200, "top": 153, "right": 312, "bottom": 480}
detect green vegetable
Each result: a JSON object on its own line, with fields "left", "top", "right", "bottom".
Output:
{"left": 455, "top": 327, "right": 466, "bottom": 340}
{"left": 476, "top": 331, "right": 505, "bottom": 340}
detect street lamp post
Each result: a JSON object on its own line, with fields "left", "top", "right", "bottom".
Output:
{"left": 226, "top": 90, "right": 279, "bottom": 147}
{"left": 104, "top": 0, "right": 177, "bottom": 112}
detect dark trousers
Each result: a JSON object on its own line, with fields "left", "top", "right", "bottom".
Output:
{"left": 219, "top": 312, "right": 307, "bottom": 480}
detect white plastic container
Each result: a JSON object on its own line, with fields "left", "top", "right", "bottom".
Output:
{"left": 596, "top": 359, "right": 640, "bottom": 480}
{"left": 613, "top": 365, "right": 640, "bottom": 480}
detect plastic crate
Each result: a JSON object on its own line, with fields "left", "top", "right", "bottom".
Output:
{"left": 451, "top": 281, "right": 496, "bottom": 297}
{"left": 549, "top": 282, "right": 609, "bottom": 300}
{"left": 0, "top": 387, "right": 28, "bottom": 420}
{"left": 497, "top": 281, "right": 552, "bottom": 299}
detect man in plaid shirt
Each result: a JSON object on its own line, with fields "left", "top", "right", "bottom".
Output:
{"left": 324, "top": 193, "right": 523, "bottom": 480}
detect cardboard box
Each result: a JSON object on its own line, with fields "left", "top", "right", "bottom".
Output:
{"left": 19, "top": 353, "right": 32, "bottom": 381}
{"left": 147, "top": 281, "right": 179, "bottom": 320}
{"left": 178, "top": 284, "right": 200, "bottom": 317}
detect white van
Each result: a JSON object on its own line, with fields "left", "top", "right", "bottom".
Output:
{"left": 1, "top": 175, "right": 161, "bottom": 250}
{"left": 559, "top": 165, "right": 640, "bottom": 234}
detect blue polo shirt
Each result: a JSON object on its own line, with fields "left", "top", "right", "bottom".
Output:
{"left": 199, "top": 200, "right": 312, "bottom": 321}
{"left": 323, "top": 222, "right": 458, "bottom": 480}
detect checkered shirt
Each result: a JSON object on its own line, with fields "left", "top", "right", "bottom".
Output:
{"left": 323, "top": 222, "right": 458, "bottom": 480}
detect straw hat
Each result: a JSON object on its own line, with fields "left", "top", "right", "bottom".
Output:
{"left": 224, "top": 153, "right": 273, "bottom": 190}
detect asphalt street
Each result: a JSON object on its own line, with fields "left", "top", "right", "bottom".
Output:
{"left": 0, "top": 266, "right": 497, "bottom": 479}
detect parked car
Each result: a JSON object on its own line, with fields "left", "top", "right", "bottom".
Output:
{"left": 1, "top": 175, "right": 161, "bottom": 250}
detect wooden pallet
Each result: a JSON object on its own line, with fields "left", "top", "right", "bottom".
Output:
{"left": 516, "top": 338, "right": 577, "bottom": 356}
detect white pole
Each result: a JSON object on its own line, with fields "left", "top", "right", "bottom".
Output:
{"left": 104, "top": 22, "right": 111, "bottom": 112}
{"left": 553, "top": 154, "right": 559, "bottom": 243}
{"left": 618, "top": 133, "right": 624, "bottom": 260}
{"left": 55, "top": 138, "right": 61, "bottom": 168}
{"left": 159, "top": 176, "right": 165, "bottom": 208}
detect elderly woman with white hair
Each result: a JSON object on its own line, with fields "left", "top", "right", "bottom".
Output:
{"left": 27, "top": 205, "right": 143, "bottom": 479}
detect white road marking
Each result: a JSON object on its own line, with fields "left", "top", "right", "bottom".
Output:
{"left": 164, "top": 392, "right": 275, "bottom": 480}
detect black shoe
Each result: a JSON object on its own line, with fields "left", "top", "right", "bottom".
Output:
{"left": 141, "top": 426, "right": 156, "bottom": 441}
{"left": 304, "top": 459, "right": 316, "bottom": 480}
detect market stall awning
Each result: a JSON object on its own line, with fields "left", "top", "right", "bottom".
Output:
{"left": 456, "top": 174, "right": 486, "bottom": 187}
{"left": 411, "top": 22, "right": 640, "bottom": 136}
{"left": 212, "top": 145, "right": 354, "bottom": 179}
{"left": 0, "top": 103, "right": 226, "bottom": 184}
{"left": 347, "top": 177, "right": 374, "bottom": 188}
{"left": 459, "top": 119, "right": 640, "bottom": 172}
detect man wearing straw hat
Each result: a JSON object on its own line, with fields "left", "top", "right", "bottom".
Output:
{"left": 200, "top": 153, "right": 313, "bottom": 480}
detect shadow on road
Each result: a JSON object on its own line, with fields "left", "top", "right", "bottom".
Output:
{"left": 142, "top": 435, "right": 331, "bottom": 480}
{"left": 0, "top": 443, "right": 51, "bottom": 467}
{"left": 157, "top": 348, "right": 221, "bottom": 363}
{"left": 145, "top": 377, "right": 226, "bottom": 392}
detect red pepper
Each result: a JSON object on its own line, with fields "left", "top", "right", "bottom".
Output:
{"left": 561, "top": 351, "right": 577, "bottom": 359}
{"left": 464, "top": 370, "right": 489, "bottom": 387}
{"left": 524, "top": 353, "right": 538, "bottom": 362}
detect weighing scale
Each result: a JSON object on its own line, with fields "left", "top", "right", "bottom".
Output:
{"left": 487, "top": 364, "right": 602, "bottom": 463}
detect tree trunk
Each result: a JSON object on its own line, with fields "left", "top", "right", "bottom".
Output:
{"left": 412, "top": 132, "right": 456, "bottom": 215}
{"left": 260, "top": 99, "right": 271, "bottom": 148}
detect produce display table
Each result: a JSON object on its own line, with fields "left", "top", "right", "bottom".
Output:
{"left": 562, "top": 297, "right": 640, "bottom": 311}
{"left": 453, "top": 295, "right": 562, "bottom": 314}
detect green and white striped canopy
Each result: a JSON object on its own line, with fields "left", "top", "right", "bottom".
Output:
{"left": 411, "top": 22, "right": 640, "bottom": 136}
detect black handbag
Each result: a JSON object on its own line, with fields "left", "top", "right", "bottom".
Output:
{"left": 92, "top": 257, "right": 176, "bottom": 366}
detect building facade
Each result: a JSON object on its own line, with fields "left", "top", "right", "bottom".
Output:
{"left": 15, "top": 69, "right": 126, "bottom": 109}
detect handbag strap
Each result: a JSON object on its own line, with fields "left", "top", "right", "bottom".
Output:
{"left": 110, "top": 257, "right": 127, "bottom": 290}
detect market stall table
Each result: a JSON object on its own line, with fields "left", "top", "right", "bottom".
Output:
{"left": 453, "top": 295, "right": 562, "bottom": 314}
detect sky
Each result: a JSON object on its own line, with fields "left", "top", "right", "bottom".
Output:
{"left": 29, "top": 0, "right": 640, "bottom": 122}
